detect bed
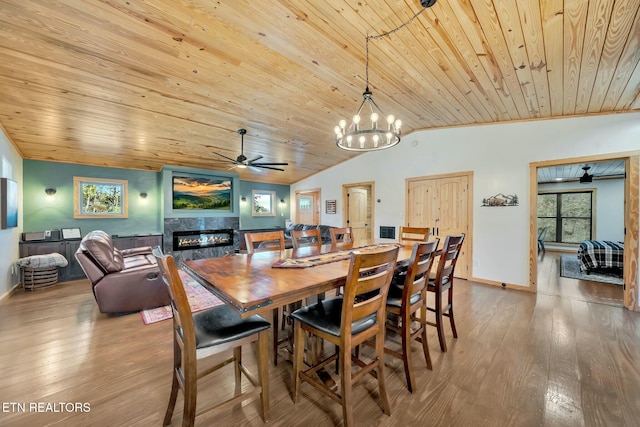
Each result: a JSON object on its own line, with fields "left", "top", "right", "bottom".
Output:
{"left": 577, "top": 240, "right": 624, "bottom": 274}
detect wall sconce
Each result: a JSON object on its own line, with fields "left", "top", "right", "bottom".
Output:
{"left": 140, "top": 192, "right": 148, "bottom": 199}
{"left": 45, "top": 188, "right": 57, "bottom": 196}
{"left": 280, "top": 198, "right": 285, "bottom": 204}
{"left": 241, "top": 196, "right": 247, "bottom": 202}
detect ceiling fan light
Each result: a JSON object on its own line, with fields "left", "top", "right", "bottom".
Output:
{"left": 237, "top": 163, "right": 247, "bottom": 169}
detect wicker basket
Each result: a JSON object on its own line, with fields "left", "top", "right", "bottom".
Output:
{"left": 22, "top": 266, "right": 59, "bottom": 290}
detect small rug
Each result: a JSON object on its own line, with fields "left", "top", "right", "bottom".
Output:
{"left": 141, "top": 269, "right": 224, "bottom": 324}
{"left": 560, "top": 255, "right": 623, "bottom": 286}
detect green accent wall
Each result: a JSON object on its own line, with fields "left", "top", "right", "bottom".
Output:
{"left": 23, "top": 160, "right": 162, "bottom": 236}
{"left": 23, "top": 160, "right": 291, "bottom": 235}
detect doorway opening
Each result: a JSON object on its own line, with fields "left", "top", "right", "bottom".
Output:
{"left": 530, "top": 153, "right": 638, "bottom": 312}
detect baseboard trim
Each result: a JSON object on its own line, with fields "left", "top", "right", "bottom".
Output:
{"left": 470, "top": 276, "right": 534, "bottom": 293}
{"left": 0, "top": 282, "right": 23, "bottom": 303}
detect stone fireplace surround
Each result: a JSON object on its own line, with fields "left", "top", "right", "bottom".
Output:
{"left": 163, "top": 217, "right": 240, "bottom": 264}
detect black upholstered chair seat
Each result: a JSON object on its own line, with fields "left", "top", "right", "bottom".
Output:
{"left": 386, "top": 290, "right": 421, "bottom": 309}
{"left": 192, "top": 305, "right": 270, "bottom": 349}
{"left": 291, "top": 297, "right": 376, "bottom": 337}
{"left": 428, "top": 275, "right": 450, "bottom": 287}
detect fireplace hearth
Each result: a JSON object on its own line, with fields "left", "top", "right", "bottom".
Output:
{"left": 173, "top": 229, "right": 234, "bottom": 251}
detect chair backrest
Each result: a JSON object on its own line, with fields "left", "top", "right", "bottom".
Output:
{"left": 400, "top": 240, "right": 439, "bottom": 303}
{"left": 330, "top": 227, "right": 354, "bottom": 245}
{"left": 432, "top": 234, "right": 465, "bottom": 286}
{"left": 399, "top": 227, "right": 431, "bottom": 245}
{"left": 291, "top": 228, "right": 322, "bottom": 249}
{"left": 152, "top": 247, "right": 197, "bottom": 372}
{"left": 244, "top": 230, "right": 286, "bottom": 254}
{"left": 340, "top": 246, "right": 399, "bottom": 339}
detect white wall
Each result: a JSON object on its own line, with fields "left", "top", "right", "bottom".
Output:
{"left": 0, "top": 129, "right": 23, "bottom": 299}
{"left": 539, "top": 179, "right": 625, "bottom": 244}
{"left": 291, "top": 112, "right": 640, "bottom": 288}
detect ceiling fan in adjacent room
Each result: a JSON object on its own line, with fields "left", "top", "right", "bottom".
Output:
{"left": 212, "top": 129, "right": 289, "bottom": 172}
{"left": 579, "top": 165, "right": 593, "bottom": 183}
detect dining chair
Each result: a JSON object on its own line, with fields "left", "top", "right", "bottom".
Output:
{"left": 537, "top": 227, "right": 548, "bottom": 253}
{"left": 291, "top": 245, "right": 399, "bottom": 427}
{"left": 382, "top": 239, "right": 439, "bottom": 392}
{"left": 244, "top": 230, "right": 286, "bottom": 254}
{"left": 291, "top": 228, "right": 322, "bottom": 250}
{"left": 152, "top": 248, "right": 271, "bottom": 427}
{"left": 244, "top": 230, "right": 289, "bottom": 365}
{"left": 329, "top": 226, "right": 354, "bottom": 246}
{"left": 398, "top": 226, "right": 431, "bottom": 245}
{"left": 427, "top": 234, "right": 465, "bottom": 352}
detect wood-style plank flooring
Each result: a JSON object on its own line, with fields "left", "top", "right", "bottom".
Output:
{"left": 1, "top": 251, "right": 639, "bottom": 426}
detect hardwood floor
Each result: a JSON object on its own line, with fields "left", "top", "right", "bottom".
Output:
{"left": 537, "top": 250, "right": 624, "bottom": 307}
{"left": 1, "top": 258, "right": 639, "bottom": 426}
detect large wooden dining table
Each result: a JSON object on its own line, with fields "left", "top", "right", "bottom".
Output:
{"left": 182, "top": 240, "right": 415, "bottom": 319}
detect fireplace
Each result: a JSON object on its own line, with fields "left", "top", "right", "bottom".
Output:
{"left": 173, "top": 229, "right": 234, "bottom": 251}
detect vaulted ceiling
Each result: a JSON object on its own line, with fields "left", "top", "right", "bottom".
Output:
{"left": 0, "top": 1, "right": 639, "bottom": 184}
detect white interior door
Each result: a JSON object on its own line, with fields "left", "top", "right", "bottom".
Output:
{"left": 296, "top": 193, "right": 317, "bottom": 224}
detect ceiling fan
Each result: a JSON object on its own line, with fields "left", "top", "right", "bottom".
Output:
{"left": 579, "top": 165, "right": 593, "bottom": 183}
{"left": 212, "top": 129, "right": 288, "bottom": 172}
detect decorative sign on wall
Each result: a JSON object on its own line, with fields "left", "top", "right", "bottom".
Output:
{"left": 481, "top": 193, "right": 519, "bottom": 207}
{"left": 326, "top": 199, "right": 337, "bottom": 214}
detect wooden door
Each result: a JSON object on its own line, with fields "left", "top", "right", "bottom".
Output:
{"left": 436, "top": 176, "right": 468, "bottom": 279}
{"left": 296, "top": 193, "right": 316, "bottom": 224}
{"left": 348, "top": 187, "right": 369, "bottom": 244}
{"left": 407, "top": 174, "right": 470, "bottom": 279}
{"left": 408, "top": 179, "right": 437, "bottom": 228}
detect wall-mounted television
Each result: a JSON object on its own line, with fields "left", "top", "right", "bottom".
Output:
{"left": 1, "top": 177, "right": 18, "bottom": 229}
{"left": 172, "top": 174, "right": 232, "bottom": 211}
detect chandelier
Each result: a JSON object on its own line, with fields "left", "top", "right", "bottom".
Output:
{"left": 334, "top": 0, "right": 437, "bottom": 152}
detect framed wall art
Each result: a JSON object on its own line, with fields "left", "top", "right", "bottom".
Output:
{"left": 172, "top": 173, "right": 232, "bottom": 211}
{"left": 74, "top": 177, "right": 128, "bottom": 218}
{"left": 1, "top": 177, "right": 18, "bottom": 228}
{"left": 326, "top": 199, "right": 337, "bottom": 214}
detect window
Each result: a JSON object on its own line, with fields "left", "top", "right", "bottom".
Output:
{"left": 73, "top": 177, "right": 128, "bottom": 218}
{"left": 252, "top": 190, "right": 275, "bottom": 216}
{"left": 537, "top": 190, "right": 593, "bottom": 244}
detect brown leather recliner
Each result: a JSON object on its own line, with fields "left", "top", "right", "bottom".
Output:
{"left": 75, "top": 230, "right": 170, "bottom": 314}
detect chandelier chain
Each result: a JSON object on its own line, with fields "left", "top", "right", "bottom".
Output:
{"left": 364, "top": 7, "right": 429, "bottom": 89}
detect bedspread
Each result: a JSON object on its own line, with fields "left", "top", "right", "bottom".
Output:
{"left": 577, "top": 240, "right": 624, "bottom": 272}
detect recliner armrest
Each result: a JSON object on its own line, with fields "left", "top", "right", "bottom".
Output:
{"left": 121, "top": 246, "right": 153, "bottom": 257}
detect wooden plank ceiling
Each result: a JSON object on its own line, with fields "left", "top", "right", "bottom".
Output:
{"left": 0, "top": 0, "right": 638, "bottom": 184}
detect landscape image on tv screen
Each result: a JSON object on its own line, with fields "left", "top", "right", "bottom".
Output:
{"left": 172, "top": 175, "right": 231, "bottom": 210}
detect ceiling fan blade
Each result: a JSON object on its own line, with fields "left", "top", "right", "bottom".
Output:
{"left": 253, "top": 165, "right": 285, "bottom": 172}
{"left": 250, "top": 162, "right": 289, "bottom": 166}
{"left": 246, "top": 155, "right": 263, "bottom": 163}
{"left": 248, "top": 165, "right": 262, "bottom": 173}
{"left": 212, "top": 152, "right": 239, "bottom": 163}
